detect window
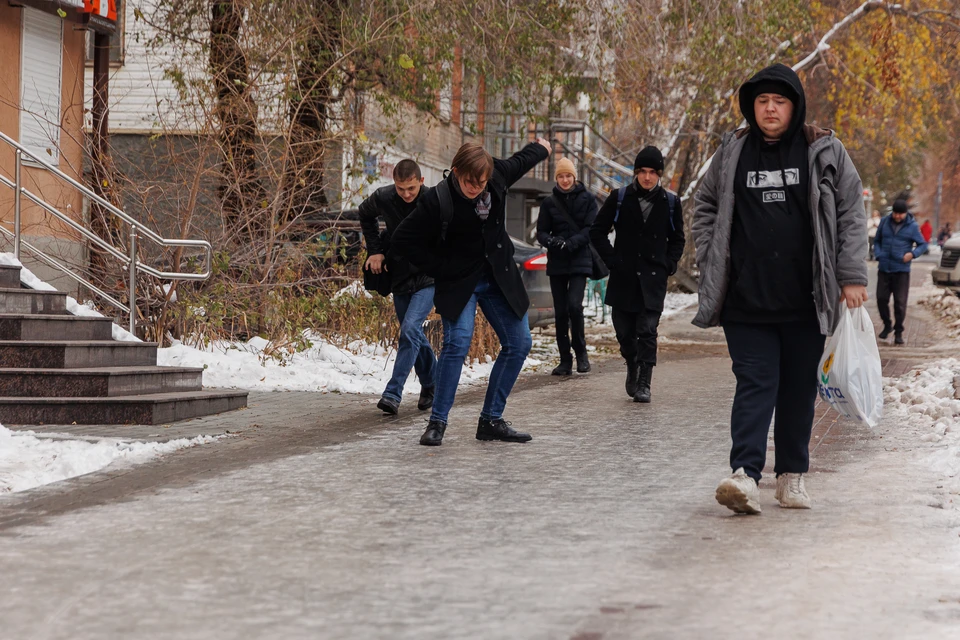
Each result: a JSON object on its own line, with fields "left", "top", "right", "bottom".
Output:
{"left": 20, "top": 7, "right": 63, "bottom": 166}
{"left": 86, "top": 0, "right": 124, "bottom": 64}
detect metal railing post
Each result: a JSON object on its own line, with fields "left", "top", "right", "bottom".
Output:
{"left": 128, "top": 229, "right": 137, "bottom": 335}
{"left": 14, "top": 149, "right": 22, "bottom": 259}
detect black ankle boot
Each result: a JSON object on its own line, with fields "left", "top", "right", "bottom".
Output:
{"left": 625, "top": 361, "right": 640, "bottom": 397}
{"left": 476, "top": 417, "right": 532, "bottom": 442}
{"left": 575, "top": 352, "right": 591, "bottom": 373}
{"left": 633, "top": 363, "right": 653, "bottom": 403}
{"left": 879, "top": 325, "right": 892, "bottom": 340}
{"left": 417, "top": 385, "right": 435, "bottom": 411}
{"left": 551, "top": 359, "right": 573, "bottom": 376}
{"left": 894, "top": 332, "right": 905, "bottom": 345}
{"left": 419, "top": 420, "right": 446, "bottom": 446}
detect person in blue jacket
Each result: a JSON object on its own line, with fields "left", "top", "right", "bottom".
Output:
{"left": 874, "top": 198, "right": 928, "bottom": 344}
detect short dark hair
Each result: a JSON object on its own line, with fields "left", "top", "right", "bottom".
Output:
{"left": 393, "top": 159, "right": 421, "bottom": 182}
{"left": 451, "top": 143, "right": 494, "bottom": 184}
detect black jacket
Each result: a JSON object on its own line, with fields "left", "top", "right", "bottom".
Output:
{"left": 590, "top": 183, "right": 686, "bottom": 313}
{"left": 536, "top": 183, "right": 598, "bottom": 277}
{"left": 358, "top": 184, "right": 432, "bottom": 295}
{"left": 391, "top": 143, "right": 549, "bottom": 320}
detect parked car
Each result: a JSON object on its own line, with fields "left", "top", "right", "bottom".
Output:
{"left": 932, "top": 234, "right": 960, "bottom": 297}
{"left": 511, "top": 237, "right": 555, "bottom": 328}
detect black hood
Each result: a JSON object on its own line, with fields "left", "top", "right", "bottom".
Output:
{"left": 738, "top": 63, "right": 806, "bottom": 140}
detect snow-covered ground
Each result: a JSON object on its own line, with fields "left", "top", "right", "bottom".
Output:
{"left": 585, "top": 290, "right": 698, "bottom": 325}
{"left": 0, "top": 425, "right": 221, "bottom": 494}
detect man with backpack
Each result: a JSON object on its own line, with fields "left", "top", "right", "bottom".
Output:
{"left": 391, "top": 138, "right": 551, "bottom": 446}
{"left": 358, "top": 159, "right": 436, "bottom": 416}
{"left": 589, "top": 146, "right": 686, "bottom": 404}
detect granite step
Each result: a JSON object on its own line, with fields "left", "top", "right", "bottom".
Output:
{"left": 0, "top": 340, "right": 158, "bottom": 368}
{"left": 0, "top": 287, "right": 67, "bottom": 315}
{"left": 0, "top": 366, "right": 204, "bottom": 397}
{"left": 0, "top": 390, "right": 249, "bottom": 425}
{"left": 0, "top": 314, "right": 114, "bottom": 341}
{"left": 0, "top": 264, "right": 21, "bottom": 289}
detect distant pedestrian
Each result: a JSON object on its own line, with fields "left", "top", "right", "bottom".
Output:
{"left": 590, "top": 146, "right": 685, "bottom": 403}
{"left": 692, "top": 63, "right": 868, "bottom": 514}
{"left": 537, "top": 157, "right": 598, "bottom": 376}
{"left": 938, "top": 222, "right": 953, "bottom": 247}
{"left": 867, "top": 210, "right": 881, "bottom": 260}
{"left": 392, "top": 138, "right": 551, "bottom": 446}
{"left": 874, "top": 199, "right": 928, "bottom": 345}
{"left": 921, "top": 218, "right": 933, "bottom": 243}
{"left": 358, "top": 159, "right": 437, "bottom": 416}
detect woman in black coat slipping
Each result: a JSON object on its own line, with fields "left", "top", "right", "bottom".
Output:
{"left": 536, "top": 157, "right": 598, "bottom": 375}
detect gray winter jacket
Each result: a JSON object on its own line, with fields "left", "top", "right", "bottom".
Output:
{"left": 692, "top": 125, "right": 868, "bottom": 335}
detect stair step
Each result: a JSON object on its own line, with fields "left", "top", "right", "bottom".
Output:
{"left": 0, "top": 366, "right": 203, "bottom": 397}
{"left": 0, "top": 314, "right": 114, "bottom": 340}
{"left": 0, "top": 265, "right": 21, "bottom": 289}
{"left": 0, "top": 340, "right": 158, "bottom": 368}
{"left": 0, "top": 287, "right": 67, "bottom": 315}
{"left": 0, "top": 390, "right": 248, "bottom": 425}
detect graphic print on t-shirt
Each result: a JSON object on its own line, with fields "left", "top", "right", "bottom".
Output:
{"left": 745, "top": 169, "right": 800, "bottom": 188}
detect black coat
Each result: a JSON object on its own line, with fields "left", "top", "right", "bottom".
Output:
{"left": 590, "top": 183, "right": 686, "bottom": 313}
{"left": 536, "top": 183, "right": 598, "bottom": 277}
{"left": 391, "top": 142, "right": 549, "bottom": 320}
{"left": 358, "top": 185, "right": 433, "bottom": 295}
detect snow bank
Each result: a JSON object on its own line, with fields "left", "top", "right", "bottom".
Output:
{"left": 0, "top": 253, "right": 140, "bottom": 342}
{"left": 586, "top": 290, "right": 697, "bottom": 325}
{"left": 0, "top": 424, "right": 221, "bottom": 494}
{"left": 919, "top": 289, "right": 960, "bottom": 337}
{"left": 158, "top": 333, "right": 541, "bottom": 394}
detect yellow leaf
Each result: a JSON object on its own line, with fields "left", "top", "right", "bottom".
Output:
{"left": 398, "top": 54, "right": 415, "bottom": 70}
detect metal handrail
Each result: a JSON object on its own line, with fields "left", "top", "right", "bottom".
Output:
{"left": 0, "top": 130, "right": 214, "bottom": 334}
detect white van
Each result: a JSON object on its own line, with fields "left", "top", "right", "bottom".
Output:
{"left": 932, "top": 235, "right": 960, "bottom": 296}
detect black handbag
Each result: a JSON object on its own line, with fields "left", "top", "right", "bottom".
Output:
{"left": 362, "top": 261, "right": 392, "bottom": 296}
{"left": 549, "top": 194, "right": 610, "bottom": 280}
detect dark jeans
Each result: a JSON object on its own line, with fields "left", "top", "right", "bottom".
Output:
{"left": 382, "top": 286, "right": 437, "bottom": 403}
{"left": 549, "top": 274, "right": 588, "bottom": 361}
{"left": 877, "top": 271, "right": 910, "bottom": 334}
{"left": 722, "top": 320, "right": 826, "bottom": 482}
{"left": 430, "top": 275, "right": 532, "bottom": 425}
{"left": 612, "top": 308, "right": 662, "bottom": 366}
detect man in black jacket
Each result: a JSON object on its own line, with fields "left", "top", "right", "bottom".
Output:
{"left": 590, "top": 146, "right": 685, "bottom": 403}
{"left": 358, "top": 159, "right": 436, "bottom": 416}
{"left": 392, "top": 138, "right": 551, "bottom": 446}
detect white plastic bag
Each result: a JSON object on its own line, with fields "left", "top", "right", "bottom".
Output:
{"left": 817, "top": 306, "right": 884, "bottom": 427}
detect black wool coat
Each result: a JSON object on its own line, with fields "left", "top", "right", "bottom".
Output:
{"left": 589, "top": 183, "right": 686, "bottom": 313}
{"left": 358, "top": 185, "right": 433, "bottom": 295}
{"left": 536, "top": 183, "right": 598, "bottom": 277}
{"left": 391, "top": 142, "right": 550, "bottom": 320}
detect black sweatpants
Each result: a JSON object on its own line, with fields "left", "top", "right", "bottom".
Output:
{"left": 876, "top": 271, "right": 910, "bottom": 334}
{"left": 722, "top": 320, "right": 826, "bottom": 482}
{"left": 549, "top": 274, "right": 588, "bottom": 360}
{"left": 612, "top": 307, "right": 662, "bottom": 366}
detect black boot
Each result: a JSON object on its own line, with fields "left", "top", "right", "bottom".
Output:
{"left": 551, "top": 359, "right": 573, "bottom": 376}
{"left": 476, "top": 417, "right": 532, "bottom": 443}
{"left": 377, "top": 396, "right": 400, "bottom": 415}
{"left": 417, "top": 385, "right": 435, "bottom": 411}
{"left": 625, "top": 361, "right": 640, "bottom": 398}
{"left": 633, "top": 363, "right": 653, "bottom": 403}
{"left": 894, "top": 332, "right": 905, "bottom": 345}
{"left": 879, "top": 325, "right": 892, "bottom": 340}
{"left": 419, "top": 420, "right": 446, "bottom": 446}
{"left": 575, "top": 352, "right": 591, "bottom": 373}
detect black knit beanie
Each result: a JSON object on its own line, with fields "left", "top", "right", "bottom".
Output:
{"left": 893, "top": 199, "right": 908, "bottom": 213}
{"left": 633, "top": 146, "right": 664, "bottom": 173}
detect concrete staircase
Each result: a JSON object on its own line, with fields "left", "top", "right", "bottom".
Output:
{"left": 0, "top": 263, "right": 247, "bottom": 425}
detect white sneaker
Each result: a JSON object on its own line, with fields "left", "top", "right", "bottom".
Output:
{"left": 715, "top": 468, "right": 761, "bottom": 514}
{"left": 775, "top": 473, "right": 811, "bottom": 509}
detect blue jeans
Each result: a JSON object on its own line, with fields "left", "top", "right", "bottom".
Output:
{"left": 381, "top": 286, "right": 437, "bottom": 403}
{"left": 430, "top": 275, "right": 532, "bottom": 424}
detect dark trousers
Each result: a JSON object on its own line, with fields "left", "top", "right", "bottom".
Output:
{"left": 722, "top": 320, "right": 826, "bottom": 482}
{"left": 612, "top": 307, "right": 662, "bottom": 366}
{"left": 549, "top": 274, "right": 588, "bottom": 361}
{"left": 876, "top": 271, "right": 910, "bottom": 334}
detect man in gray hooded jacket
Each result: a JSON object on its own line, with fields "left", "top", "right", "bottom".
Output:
{"left": 693, "top": 63, "right": 868, "bottom": 515}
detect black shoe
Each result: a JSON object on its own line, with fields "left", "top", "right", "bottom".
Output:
{"left": 476, "top": 417, "right": 532, "bottom": 443}
{"left": 879, "top": 326, "right": 892, "bottom": 340}
{"left": 377, "top": 396, "right": 399, "bottom": 415}
{"left": 419, "top": 420, "right": 446, "bottom": 446}
{"left": 633, "top": 363, "right": 653, "bottom": 403}
{"left": 551, "top": 360, "right": 573, "bottom": 376}
{"left": 575, "top": 353, "right": 591, "bottom": 373}
{"left": 417, "top": 386, "right": 435, "bottom": 411}
{"left": 625, "top": 361, "right": 640, "bottom": 397}
{"left": 895, "top": 333, "right": 905, "bottom": 345}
